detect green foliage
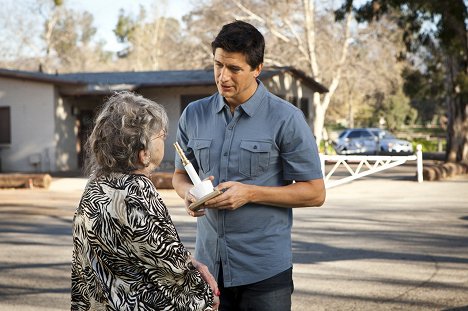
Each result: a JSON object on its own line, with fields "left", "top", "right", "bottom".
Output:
{"left": 48, "top": 9, "right": 99, "bottom": 67}
{"left": 359, "top": 88, "right": 416, "bottom": 130}
{"left": 412, "top": 137, "right": 445, "bottom": 152}
{"left": 402, "top": 63, "right": 446, "bottom": 125}
{"left": 352, "top": 105, "right": 375, "bottom": 128}
{"left": 338, "top": 0, "right": 467, "bottom": 57}
{"left": 34, "top": 2, "right": 111, "bottom": 72}
{"left": 79, "top": 11, "right": 97, "bottom": 44}
{"left": 113, "top": 5, "right": 150, "bottom": 46}
{"left": 401, "top": 35, "right": 447, "bottom": 126}
{"left": 319, "top": 140, "right": 336, "bottom": 154}
{"left": 409, "top": 126, "right": 445, "bottom": 136}
{"left": 456, "top": 71, "right": 468, "bottom": 98}
{"left": 114, "top": 9, "right": 135, "bottom": 44}
{"left": 381, "top": 89, "right": 417, "bottom": 130}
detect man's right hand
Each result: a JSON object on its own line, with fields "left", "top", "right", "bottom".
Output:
{"left": 184, "top": 188, "right": 206, "bottom": 217}
{"left": 184, "top": 175, "right": 216, "bottom": 217}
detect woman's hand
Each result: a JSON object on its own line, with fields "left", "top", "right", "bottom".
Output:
{"left": 211, "top": 295, "right": 220, "bottom": 311}
{"left": 192, "top": 258, "right": 220, "bottom": 310}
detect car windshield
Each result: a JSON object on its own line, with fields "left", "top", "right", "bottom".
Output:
{"left": 371, "top": 130, "right": 396, "bottom": 139}
{"left": 338, "top": 131, "right": 348, "bottom": 138}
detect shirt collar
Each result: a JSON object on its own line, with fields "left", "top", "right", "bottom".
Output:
{"left": 215, "top": 80, "right": 267, "bottom": 117}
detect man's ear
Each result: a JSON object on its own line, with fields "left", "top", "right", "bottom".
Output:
{"left": 254, "top": 63, "right": 263, "bottom": 78}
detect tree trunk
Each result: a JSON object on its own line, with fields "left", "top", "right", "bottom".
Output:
{"left": 444, "top": 50, "right": 468, "bottom": 162}
{"left": 312, "top": 93, "right": 325, "bottom": 146}
{"left": 446, "top": 96, "right": 468, "bottom": 162}
{"left": 443, "top": 0, "right": 468, "bottom": 163}
{"left": 306, "top": 0, "right": 353, "bottom": 144}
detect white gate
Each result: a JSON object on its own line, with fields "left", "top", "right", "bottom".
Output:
{"left": 320, "top": 145, "right": 423, "bottom": 189}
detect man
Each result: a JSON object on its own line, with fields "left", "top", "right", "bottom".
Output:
{"left": 172, "top": 20, "right": 325, "bottom": 311}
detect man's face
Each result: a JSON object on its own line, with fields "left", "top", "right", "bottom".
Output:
{"left": 214, "top": 48, "right": 262, "bottom": 107}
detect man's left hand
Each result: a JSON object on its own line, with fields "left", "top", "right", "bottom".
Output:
{"left": 203, "top": 181, "right": 252, "bottom": 210}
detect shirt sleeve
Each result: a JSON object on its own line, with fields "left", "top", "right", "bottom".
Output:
{"left": 280, "top": 110, "right": 323, "bottom": 181}
{"left": 125, "top": 177, "right": 213, "bottom": 310}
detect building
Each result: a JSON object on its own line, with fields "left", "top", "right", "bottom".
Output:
{"left": 0, "top": 67, "right": 328, "bottom": 174}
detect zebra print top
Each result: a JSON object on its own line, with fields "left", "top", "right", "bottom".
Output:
{"left": 71, "top": 173, "right": 214, "bottom": 311}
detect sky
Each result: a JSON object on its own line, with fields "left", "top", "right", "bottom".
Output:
{"left": 67, "top": 0, "right": 194, "bottom": 52}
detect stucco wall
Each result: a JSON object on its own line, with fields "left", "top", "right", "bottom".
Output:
{"left": 0, "top": 77, "right": 57, "bottom": 173}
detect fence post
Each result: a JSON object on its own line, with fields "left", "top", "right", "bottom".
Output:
{"left": 416, "top": 144, "right": 423, "bottom": 183}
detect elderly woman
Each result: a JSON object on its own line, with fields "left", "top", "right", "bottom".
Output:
{"left": 71, "top": 91, "right": 219, "bottom": 311}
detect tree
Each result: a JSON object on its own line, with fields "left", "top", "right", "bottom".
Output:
{"left": 113, "top": 4, "right": 182, "bottom": 71}
{"left": 402, "top": 53, "right": 446, "bottom": 127}
{"left": 0, "top": 0, "right": 57, "bottom": 71}
{"left": 48, "top": 9, "right": 112, "bottom": 72}
{"left": 0, "top": 0, "right": 110, "bottom": 73}
{"left": 369, "top": 88, "right": 416, "bottom": 130}
{"left": 338, "top": 0, "right": 468, "bottom": 162}
{"left": 328, "top": 14, "right": 408, "bottom": 129}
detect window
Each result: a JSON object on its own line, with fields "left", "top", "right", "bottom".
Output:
{"left": 361, "top": 130, "right": 373, "bottom": 138}
{"left": 0, "top": 107, "right": 11, "bottom": 145}
{"left": 286, "top": 96, "right": 309, "bottom": 117}
{"left": 180, "top": 95, "right": 210, "bottom": 114}
{"left": 347, "top": 130, "right": 363, "bottom": 139}
{"left": 347, "top": 129, "right": 373, "bottom": 139}
{"left": 300, "top": 98, "right": 309, "bottom": 118}
{"left": 287, "top": 96, "right": 298, "bottom": 107}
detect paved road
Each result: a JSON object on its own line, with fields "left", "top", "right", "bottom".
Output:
{"left": 0, "top": 166, "right": 467, "bottom": 310}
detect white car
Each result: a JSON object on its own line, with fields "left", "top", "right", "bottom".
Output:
{"left": 333, "top": 128, "right": 413, "bottom": 155}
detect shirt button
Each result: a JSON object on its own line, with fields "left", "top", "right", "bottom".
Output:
{"left": 223, "top": 152, "right": 228, "bottom": 156}
{"left": 253, "top": 145, "right": 258, "bottom": 149}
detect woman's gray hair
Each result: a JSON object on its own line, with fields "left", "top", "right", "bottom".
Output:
{"left": 85, "top": 91, "right": 168, "bottom": 177}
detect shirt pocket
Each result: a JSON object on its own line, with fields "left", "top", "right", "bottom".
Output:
{"left": 188, "top": 138, "right": 212, "bottom": 174}
{"left": 239, "top": 140, "right": 272, "bottom": 178}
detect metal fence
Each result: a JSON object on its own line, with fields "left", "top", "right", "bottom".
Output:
{"left": 320, "top": 145, "right": 423, "bottom": 189}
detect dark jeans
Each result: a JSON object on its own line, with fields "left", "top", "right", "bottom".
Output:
{"left": 218, "top": 266, "right": 294, "bottom": 311}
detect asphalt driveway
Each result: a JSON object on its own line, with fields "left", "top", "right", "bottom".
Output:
{"left": 0, "top": 168, "right": 467, "bottom": 310}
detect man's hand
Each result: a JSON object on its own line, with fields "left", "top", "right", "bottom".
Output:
{"left": 184, "top": 188, "right": 206, "bottom": 217}
{"left": 204, "top": 181, "right": 252, "bottom": 210}
{"left": 184, "top": 176, "right": 216, "bottom": 217}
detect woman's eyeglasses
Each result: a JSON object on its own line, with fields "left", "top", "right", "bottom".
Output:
{"left": 152, "top": 129, "right": 167, "bottom": 141}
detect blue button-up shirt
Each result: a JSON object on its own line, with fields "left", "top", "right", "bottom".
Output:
{"left": 175, "top": 81, "right": 322, "bottom": 287}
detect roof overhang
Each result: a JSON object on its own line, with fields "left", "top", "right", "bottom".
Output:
{"left": 0, "top": 66, "right": 329, "bottom": 96}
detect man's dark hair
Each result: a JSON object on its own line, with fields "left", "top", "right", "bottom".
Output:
{"left": 211, "top": 20, "right": 265, "bottom": 69}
